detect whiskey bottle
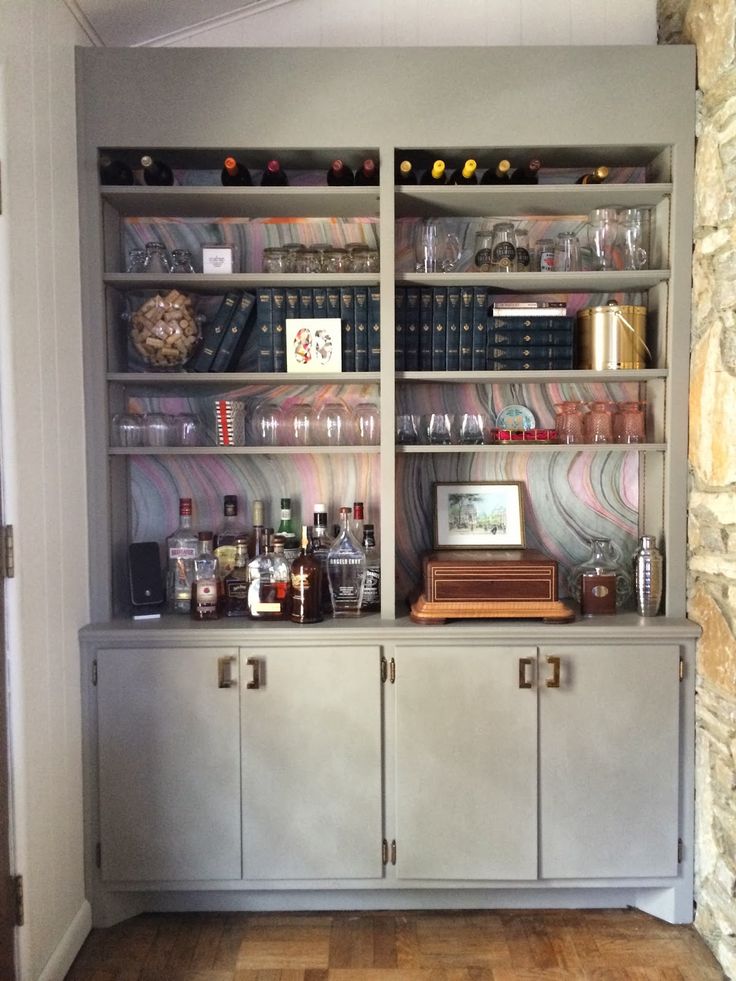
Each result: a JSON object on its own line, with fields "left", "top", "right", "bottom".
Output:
{"left": 247, "top": 531, "right": 290, "bottom": 620}
{"left": 396, "top": 159, "right": 417, "bottom": 185}
{"left": 214, "top": 495, "right": 248, "bottom": 577}
{"left": 251, "top": 499, "right": 265, "bottom": 557}
{"left": 361, "top": 523, "right": 381, "bottom": 613}
{"left": 222, "top": 539, "right": 250, "bottom": 617}
{"left": 327, "top": 506, "right": 366, "bottom": 617}
{"left": 260, "top": 159, "right": 288, "bottom": 186}
{"left": 140, "top": 154, "right": 174, "bottom": 186}
{"left": 355, "top": 158, "right": 379, "bottom": 186}
{"left": 576, "top": 166, "right": 609, "bottom": 185}
{"left": 191, "top": 532, "right": 220, "bottom": 621}
{"left": 449, "top": 159, "right": 478, "bottom": 185}
{"left": 420, "top": 160, "right": 447, "bottom": 185}
{"left": 480, "top": 159, "right": 511, "bottom": 184}
{"left": 277, "top": 497, "right": 300, "bottom": 563}
{"left": 326, "top": 158, "right": 354, "bottom": 186}
{"left": 509, "top": 158, "right": 542, "bottom": 184}
{"left": 290, "top": 525, "right": 323, "bottom": 624}
{"left": 221, "top": 155, "right": 252, "bottom": 186}
{"left": 166, "top": 497, "right": 198, "bottom": 614}
{"left": 99, "top": 156, "right": 134, "bottom": 186}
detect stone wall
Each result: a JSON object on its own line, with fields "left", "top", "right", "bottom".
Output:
{"left": 660, "top": 1, "right": 736, "bottom": 976}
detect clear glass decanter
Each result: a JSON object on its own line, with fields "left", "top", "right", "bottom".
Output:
{"left": 326, "top": 506, "right": 366, "bottom": 617}
{"left": 569, "top": 537, "right": 633, "bottom": 613}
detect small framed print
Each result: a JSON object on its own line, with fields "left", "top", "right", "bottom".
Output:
{"left": 433, "top": 481, "right": 526, "bottom": 549}
{"left": 285, "top": 318, "right": 342, "bottom": 373}
{"left": 202, "top": 244, "right": 236, "bottom": 274}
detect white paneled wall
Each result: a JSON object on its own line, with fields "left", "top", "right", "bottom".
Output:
{"left": 166, "top": 0, "right": 656, "bottom": 48}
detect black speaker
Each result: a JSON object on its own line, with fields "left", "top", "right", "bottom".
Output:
{"left": 128, "top": 541, "right": 165, "bottom": 612}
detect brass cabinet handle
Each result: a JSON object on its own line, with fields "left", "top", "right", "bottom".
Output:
{"left": 518, "top": 657, "right": 533, "bottom": 689}
{"left": 217, "top": 655, "right": 237, "bottom": 689}
{"left": 546, "top": 655, "right": 561, "bottom": 688}
{"left": 246, "top": 657, "right": 261, "bottom": 690}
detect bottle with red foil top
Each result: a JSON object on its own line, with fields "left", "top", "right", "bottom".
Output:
{"left": 326, "top": 158, "right": 354, "bottom": 186}
{"left": 221, "top": 155, "right": 252, "bottom": 186}
{"left": 355, "top": 158, "right": 379, "bottom": 186}
{"left": 190, "top": 532, "right": 220, "bottom": 621}
{"left": 260, "top": 158, "right": 289, "bottom": 186}
{"left": 166, "top": 497, "right": 198, "bottom": 614}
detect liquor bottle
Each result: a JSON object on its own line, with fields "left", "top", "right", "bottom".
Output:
{"left": 221, "top": 155, "right": 252, "bottom": 186}
{"left": 166, "top": 497, "right": 199, "bottom": 614}
{"left": 361, "top": 522, "right": 381, "bottom": 613}
{"left": 247, "top": 531, "right": 290, "bottom": 620}
{"left": 352, "top": 501, "right": 365, "bottom": 545}
{"left": 449, "top": 159, "right": 478, "bottom": 185}
{"left": 190, "top": 532, "right": 220, "bottom": 621}
{"left": 509, "top": 158, "right": 542, "bottom": 184}
{"left": 251, "top": 499, "right": 265, "bottom": 557}
{"left": 222, "top": 539, "right": 250, "bottom": 617}
{"left": 326, "top": 158, "right": 354, "bottom": 186}
{"left": 310, "top": 503, "right": 333, "bottom": 612}
{"left": 355, "top": 158, "right": 379, "bottom": 186}
{"left": 214, "top": 495, "right": 248, "bottom": 577}
{"left": 261, "top": 159, "right": 288, "bottom": 186}
{"left": 480, "top": 160, "right": 511, "bottom": 184}
{"left": 99, "top": 156, "right": 134, "bottom": 186}
{"left": 576, "top": 165, "right": 610, "bottom": 185}
{"left": 140, "top": 154, "right": 174, "bottom": 186}
{"left": 277, "top": 497, "right": 300, "bottom": 563}
{"left": 396, "top": 159, "right": 417, "bottom": 185}
{"left": 420, "top": 160, "right": 447, "bottom": 185}
{"left": 290, "top": 525, "right": 323, "bottom": 624}
{"left": 327, "top": 506, "right": 366, "bottom": 617}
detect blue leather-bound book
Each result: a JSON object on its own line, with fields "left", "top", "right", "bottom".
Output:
{"left": 395, "top": 287, "right": 406, "bottom": 372}
{"left": 189, "top": 290, "right": 240, "bottom": 372}
{"left": 472, "top": 286, "right": 489, "bottom": 371}
{"left": 446, "top": 286, "right": 461, "bottom": 371}
{"left": 211, "top": 291, "right": 257, "bottom": 372}
{"left": 340, "top": 287, "right": 355, "bottom": 372}
{"left": 256, "top": 287, "right": 274, "bottom": 372}
{"left": 404, "top": 287, "right": 420, "bottom": 371}
{"left": 368, "top": 286, "right": 381, "bottom": 372}
{"left": 459, "top": 286, "right": 473, "bottom": 371}
{"left": 354, "top": 287, "right": 369, "bottom": 372}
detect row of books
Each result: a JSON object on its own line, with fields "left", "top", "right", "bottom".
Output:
{"left": 395, "top": 288, "right": 575, "bottom": 371}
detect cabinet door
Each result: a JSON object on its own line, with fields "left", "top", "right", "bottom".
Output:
{"left": 394, "top": 645, "right": 537, "bottom": 880}
{"left": 241, "top": 645, "right": 382, "bottom": 880}
{"left": 539, "top": 643, "right": 680, "bottom": 878}
{"left": 97, "top": 647, "right": 241, "bottom": 882}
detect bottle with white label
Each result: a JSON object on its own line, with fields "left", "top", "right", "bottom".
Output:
{"left": 166, "top": 497, "right": 198, "bottom": 614}
{"left": 190, "top": 532, "right": 220, "bottom": 621}
{"left": 247, "top": 530, "right": 290, "bottom": 620}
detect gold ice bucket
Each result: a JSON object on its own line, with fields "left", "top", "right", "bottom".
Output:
{"left": 576, "top": 304, "right": 649, "bottom": 370}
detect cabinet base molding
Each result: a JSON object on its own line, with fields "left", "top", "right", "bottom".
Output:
{"left": 409, "top": 594, "right": 575, "bottom": 624}
{"left": 89, "top": 885, "right": 692, "bottom": 930}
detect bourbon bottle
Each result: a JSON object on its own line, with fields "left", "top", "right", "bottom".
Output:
{"left": 290, "top": 526, "right": 323, "bottom": 624}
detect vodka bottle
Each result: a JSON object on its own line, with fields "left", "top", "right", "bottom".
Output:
{"left": 166, "top": 497, "right": 198, "bottom": 614}
{"left": 190, "top": 532, "right": 220, "bottom": 621}
{"left": 634, "top": 536, "right": 663, "bottom": 617}
{"left": 327, "top": 506, "right": 366, "bottom": 617}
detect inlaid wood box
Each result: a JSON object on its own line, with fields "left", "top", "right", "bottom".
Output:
{"left": 423, "top": 549, "right": 559, "bottom": 602}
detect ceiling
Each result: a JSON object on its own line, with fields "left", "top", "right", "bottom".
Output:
{"left": 65, "top": 0, "right": 293, "bottom": 47}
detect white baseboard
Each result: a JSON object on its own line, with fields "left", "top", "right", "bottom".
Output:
{"left": 37, "top": 900, "right": 92, "bottom": 981}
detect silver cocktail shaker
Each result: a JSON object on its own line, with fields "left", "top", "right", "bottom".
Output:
{"left": 634, "top": 535, "right": 663, "bottom": 617}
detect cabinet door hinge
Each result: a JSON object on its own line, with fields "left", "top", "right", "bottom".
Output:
{"left": 678, "top": 838, "right": 684, "bottom": 864}
{"left": 380, "top": 657, "right": 387, "bottom": 683}
{"left": 92, "top": 660, "right": 98, "bottom": 686}
{"left": 0, "top": 525, "right": 14, "bottom": 579}
{"left": 96, "top": 842, "right": 101, "bottom": 869}
{"left": 12, "top": 874, "right": 23, "bottom": 927}
{"left": 389, "top": 657, "right": 396, "bottom": 684}
{"left": 382, "top": 838, "right": 388, "bottom": 865}
{"left": 679, "top": 657, "right": 685, "bottom": 682}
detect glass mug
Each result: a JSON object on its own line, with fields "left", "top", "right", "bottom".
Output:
{"left": 415, "top": 219, "right": 461, "bottom": 273}
{"left": 619, "top": 208, "right": 649, "bottom": 270}
{"left": 588, "top": 208, "right": 619, "bottom": 271}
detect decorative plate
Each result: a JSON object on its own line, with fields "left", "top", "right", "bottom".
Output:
{"left": 495, "top": 404, "right": 536, "bottom": 431}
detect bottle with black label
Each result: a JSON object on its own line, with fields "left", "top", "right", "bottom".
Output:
{"left": 576, "top": 165, "right": 609, "bottom": 185}
{"left": 491, "top": 221, "right": 516, "bottom": 273}
{"left": 395, "top": 159, "right": 417, "bottom": 185}
{"left": 310, "top": 503, "right": 333, "bottom": 613}
{"left": 222, "top": 539, "right": 250, "bottom": 617}
{"left": 214, "top": 495, "right": 248, "bottom": 578}
{"left": 449, "top": 159, "right": 478, "bottom": 185}
{"left": 480, "top": 159, "right": 511, "bottom": 184}
{"left": 326, "top": 158, "right": 354, "bottom": 186}
{"left": 361, "top": 523, "right": 380, "bottom": 613}
{"left": 420, "top": 160, "right": 447, "bottom": 185}
{"left": 140, "top": 154, "right": 174, "bottom": 186}
{"left": 221, "top": 156, "right": 252, "bottom": 186}
{"left": 510, "top": 158, "right": 542, "bottom": 184}
{"left": 99, "top": 156, "right": 134, "bottom": 186}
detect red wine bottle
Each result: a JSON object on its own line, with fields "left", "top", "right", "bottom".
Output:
{"left": 260, "top": 159, "right": 288, "bottom": 186}
{"left": 480, "top": 159, "right": 511, "bottom": 185}
{"left": 509, "top": 158, "right": 542, "bottom": 184}
{"left": 576, "top": 165, "right": 610, "bottom": 185}
{"left": 449, "top": 159, "right": 478, "bottom": 185}
{"left": 221, "top": 156, "right": 252, "bottom": 186}
{"left": 99, "top": 156, "right": 134, "bottom": 186}
{"left": 140, "top": 154, "right": 174, "bottom": 186}
{"left": 355, "top": 158, "right": 379, "bottom": 186}
{"left": 326, "top": 158, "right": 354, "bottom": 186}
{"left": 395, "top": 159, "right": 417, "bottom": 185}
{"left": 420, "top": 160, "right": 447, "bottom": 185}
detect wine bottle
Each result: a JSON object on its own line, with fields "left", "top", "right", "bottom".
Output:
{"left": 420, "top": 160, "right": 447, "bottom": 185}
{"left": 576, "top": 165, "right": 610, "bottom": 185}
{"left": 395, "top": 159, "right": 417, "bottom": 185}
{"left": 480, "top": 159, "right": 511, "bottom": 184}
{"left": 509, "top": 158, "right": 542, "bottom": 185}
{"left": 221, "top": 155, "right": 252, "bottom": 186}
{"left": 355, "top": 158, "right": 379, "bottom": 186}
{"left": 140, "top": 154, "right": 174, "bottom": 186}
{"left": 99, "top": 156, "right": 134, "bottom": 186}
{"left": 261, "top": 159, "right": 288, "bottom": 186}
{"left": 326, "top": 158, "right": 354, "bottom": 186}
{"left": 449, "top": 159, "right": 478, "bottom": 185}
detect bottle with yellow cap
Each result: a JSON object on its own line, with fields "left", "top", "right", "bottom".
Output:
{"left": 395, "top": 159, "right": 417, "bottom": 185}
{"left": 420, "top": 159, "right": 447, "bottom": 185}
{"left": 480, "top": 159, "right": 511, "bottom": 185}
{"left": 576, "top": 165, "right": 609, "bottom": 185}
{"left": 449, "top": 159, "right": 478, "bottom": 185}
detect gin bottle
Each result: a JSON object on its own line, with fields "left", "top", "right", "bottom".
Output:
{"left": 166, "top": 497, "right": 198, "bottom": 614}
{"left": 277, "top": 497, "right": 300, "bottom": 563}
{"left": 327, "top": 506, "right": 366, "bottom": 617}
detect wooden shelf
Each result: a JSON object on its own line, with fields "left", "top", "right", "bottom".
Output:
{"left": 397, "top": 369, "right": 667, "bottom": 383}
{"left": 396, "top": 443, "right": 666, "bottom": 454}
{"left": 109, "top": 445, "right": 381, "bottom": 455}
{"left": 104, "top": 273, "right": 380, "bottom": 290}
{"left": 397, "top": 270, "right": 669, "bottom": 291}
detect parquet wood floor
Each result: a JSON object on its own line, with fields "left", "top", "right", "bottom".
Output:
{"left": 64, "top": 909, "right": 726, "bottom": 981}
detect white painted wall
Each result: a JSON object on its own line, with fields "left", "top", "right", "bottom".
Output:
{"left": 0, "top": 1, "right": 90, "bottom": 979}
{"left": 166, "top": 0, "right": 656, "bottom": 48}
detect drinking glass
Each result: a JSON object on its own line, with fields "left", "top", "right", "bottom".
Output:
{"left": 262, "top": 247, "right": 289, "bottom": 273}
{"left": 294, "top": 249, "right": 321, "bottom": 273}
{"left": 619, "top": 208, "right": 649, "bottom": 270}
{"left": 170, "top": 249, "right": 195, "bottom": 273}
{"left": 175, "top": 413, "right": 202, "bottom": 446}
{"left": 583, "top": 401, "right": 615, "bottom": 444}
{"left": 315, "top": 400, "right": 352, "bottom": 445}
{"left": 536, "top": 237, "right": 556, "bottom": 272}
{"left": 111, "top": 412, "right": 144, "bottom": 447}
{"left": 614, "top": 401, "right": 647, "bottom": 443}
{"left": 252, "top": 401, "right": 283, "bottom": 446}
{"left": 587, "top": 208, "right": 619, "bottom": 271}
{"left": 553, "top": 232, "right": 582, "bottom": 272}
{"left": 459, "top": 412, "right": 485, "bottom": 444}
{"left": 415, "top": 220, "right": 461, "bottom": 273}
{"left": 353, "top": 402, "right": 380, "bottom": 444}
{"left": 143, "top": 241, "right": 172, "bottom": 274}
{"left": 143, "top": 412, "right": 173, "bottom": 446}
{"left": 395, "top": 413, "right": 419, "bottom": 445}
{"left": 349, "top": 248, "right": 380, "bottom": 273}
{"left": 554, "top": 401, "right": 585, "bottom": 444}
{"left": 426, "top": 412, "right": 454, "bottom": 445}
{"left": 283, "top": 402, "right": 312, "bottom": 446}
{"left": 323, "top": 248, "right": 350, "bottom": 272}
{"left": 126, "top": 249, "right": 146, "bottom": 273}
